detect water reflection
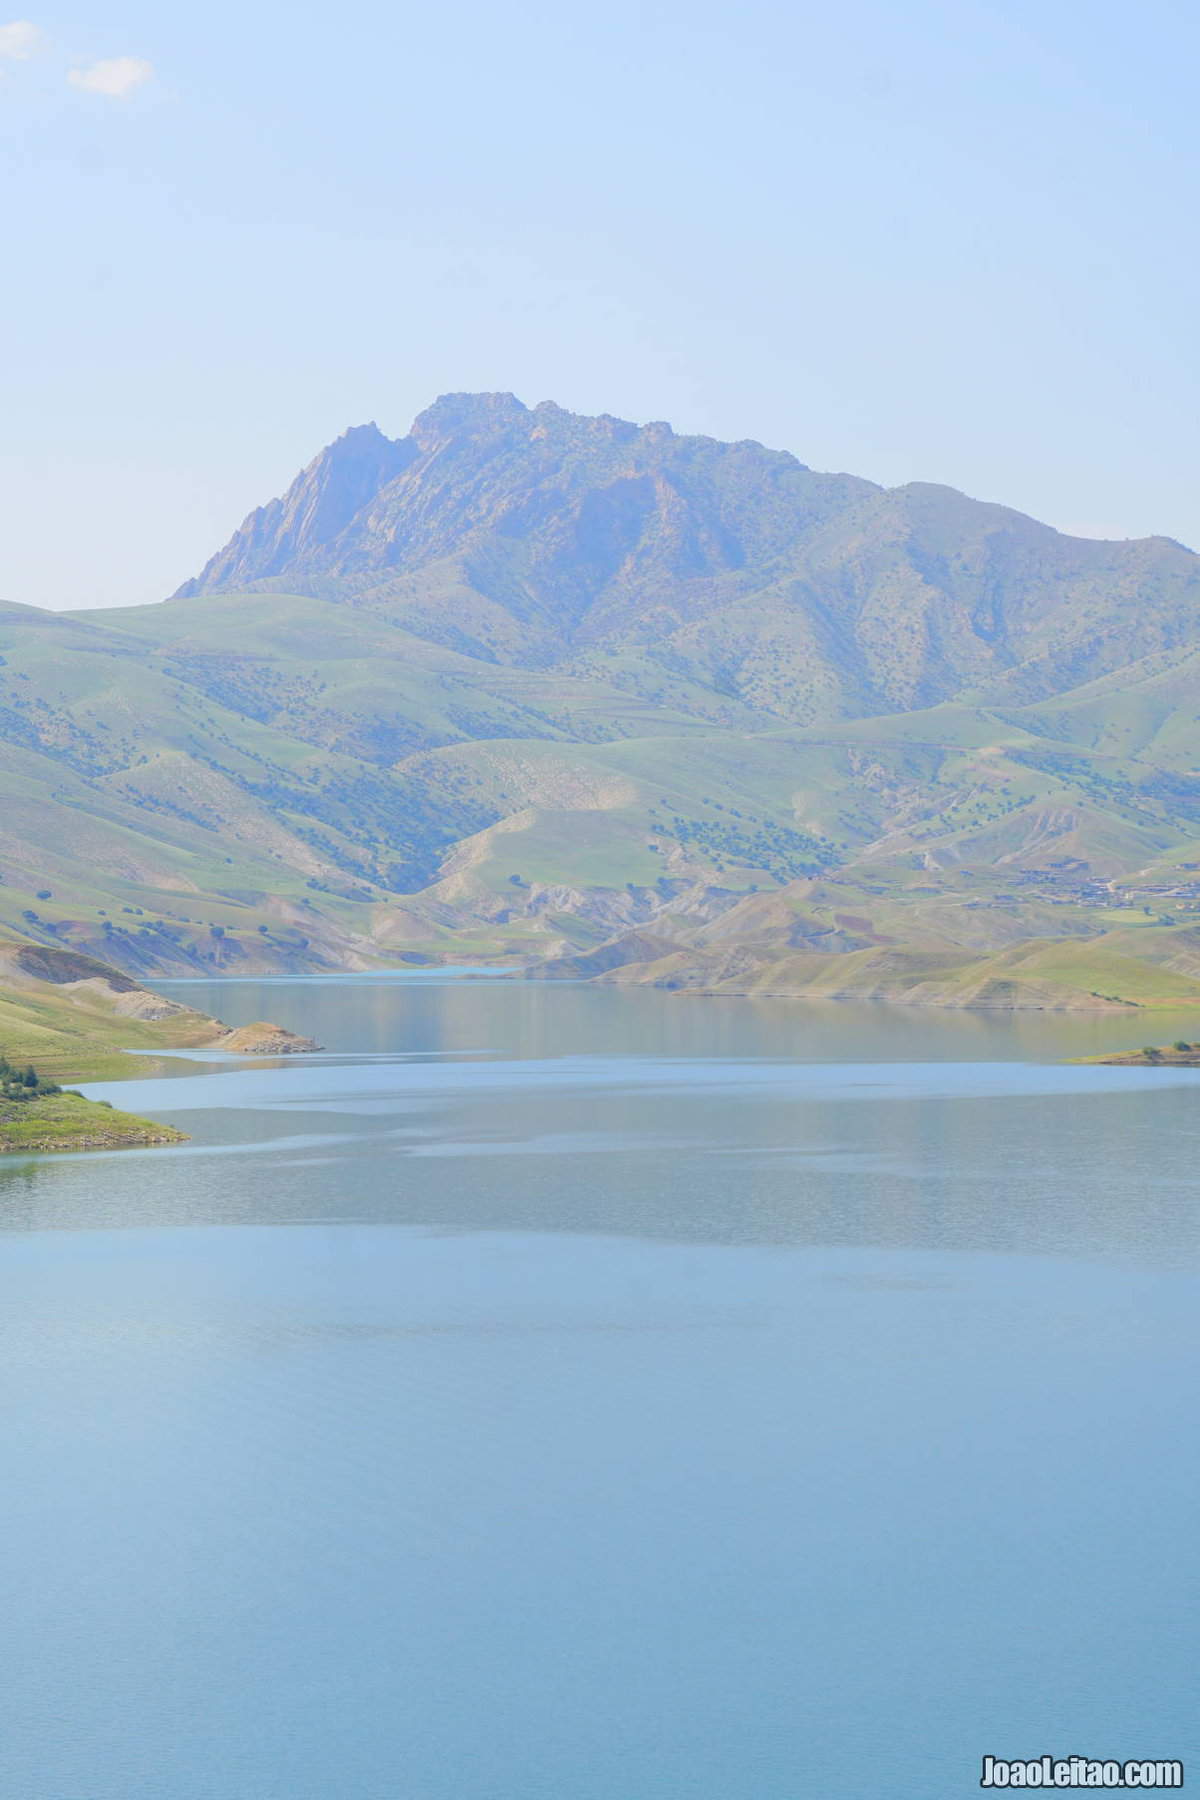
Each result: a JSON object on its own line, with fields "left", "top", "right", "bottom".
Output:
{"left": 158, "top": 972, "right": 1200, "bottom": 1064}
{"left": 0, "top": 980, "right": 1197, "bottom": 1266}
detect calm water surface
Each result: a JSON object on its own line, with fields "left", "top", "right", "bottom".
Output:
{"left": 2, "top": 978, "right": 1198, "bottom": 1799}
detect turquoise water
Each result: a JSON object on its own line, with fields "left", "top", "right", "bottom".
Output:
{"left": 1, "top": 979, "right": 1198, "bottom": 1798}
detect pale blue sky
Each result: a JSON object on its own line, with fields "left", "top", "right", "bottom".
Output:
{"left": 1, "top": 0, "right": 1197, "bottom": 607}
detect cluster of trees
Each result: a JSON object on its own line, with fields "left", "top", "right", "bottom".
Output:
{"left": 661, "top": 810, "right": 834, "bottom": 881}
{"left": 0, "top": 1057, "right": 60, "bottom": 1103}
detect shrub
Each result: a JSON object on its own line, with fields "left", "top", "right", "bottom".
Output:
{"left": 0, "top": 1057, "right": 60, "bottom": 1101}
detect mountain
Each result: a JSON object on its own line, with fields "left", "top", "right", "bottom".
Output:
{"left": 4, "top": 393, "right": 1200, "bottom": 1002}
{"left": 177, "top": 393, "right": 1200, "bottom": 726}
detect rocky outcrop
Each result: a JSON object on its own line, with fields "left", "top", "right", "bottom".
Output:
{"left": 209, "top": 1021, "right": 321, "bottom": 1054}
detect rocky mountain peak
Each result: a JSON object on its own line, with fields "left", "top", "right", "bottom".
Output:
{"left": 409, "top": 391, "right": 530, "bottom": 451}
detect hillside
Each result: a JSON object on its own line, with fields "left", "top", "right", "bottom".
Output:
{"left": 0, "top": 393, "right": 1199, "bottom": 995}
{"left": 557, "top": 920, "right": 1200, "bottom": 1011}
{"left": 0, "top": 943, "right": 315, "bottom": 1078}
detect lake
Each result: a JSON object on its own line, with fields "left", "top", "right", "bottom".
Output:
{"left": 2, "top": 977, "right": 1198, "bottom": 1798}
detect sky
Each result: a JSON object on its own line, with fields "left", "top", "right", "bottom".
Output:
{"left": 1, "top": 0, "right": 1197, "bottom": 609}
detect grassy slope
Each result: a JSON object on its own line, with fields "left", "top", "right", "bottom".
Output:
{"left": 0, "top": 975, "right": 216, "bottom": 1078}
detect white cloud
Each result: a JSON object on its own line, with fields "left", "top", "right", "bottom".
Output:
{"left": 0, "top": 20, "right": 41, "bottom": 59}
{"left": 68, "top": 54, "right": 153, "bottom": 98}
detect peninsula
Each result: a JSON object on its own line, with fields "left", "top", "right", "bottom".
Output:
{"left": 1086, "top": 1041, "right": 1200, "bottom": 1066}
{"left": 0, "top": 1059, "right": 187, "bottom": 1154}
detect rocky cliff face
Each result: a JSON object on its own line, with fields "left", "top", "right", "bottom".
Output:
{"left": 177, "top": 423, "right": 417, "bottom": 598}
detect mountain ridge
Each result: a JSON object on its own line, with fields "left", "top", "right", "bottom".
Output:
{"left": 173, "top": 394, "right": 1200, "bottom": 730}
